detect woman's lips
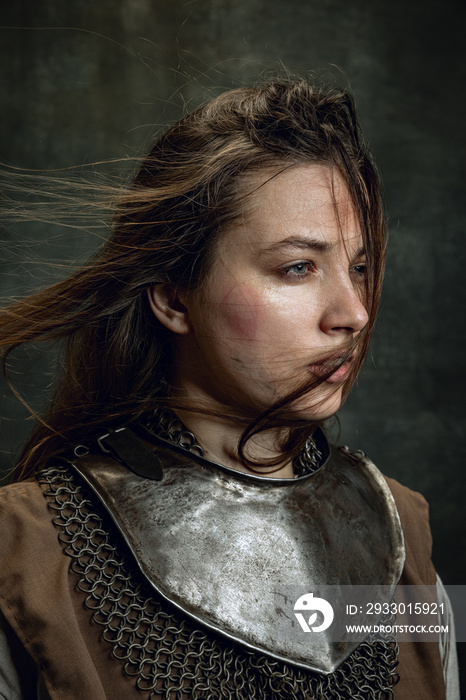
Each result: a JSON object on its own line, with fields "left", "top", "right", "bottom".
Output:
{"left": 308, "top": 353, "right": 355, "bottom": 384}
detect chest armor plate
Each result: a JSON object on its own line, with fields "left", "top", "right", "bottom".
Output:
{"left": 72, "top": 435, "right": 405, "bottom": 674}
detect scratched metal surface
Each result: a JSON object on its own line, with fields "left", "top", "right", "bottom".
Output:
{"left": 73, "top": 440, "right": 404, "bottom": 673}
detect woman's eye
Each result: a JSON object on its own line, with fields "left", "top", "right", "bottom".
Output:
{"left": 282, "top": 262, "right": 315, "bottom": 278}
{"left": 351, "top": 263, "right": 367, "bottom": 277}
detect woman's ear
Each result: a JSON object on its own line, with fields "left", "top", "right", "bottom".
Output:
{"left": 147, "top": 284, "right": 193, "bottom": 335}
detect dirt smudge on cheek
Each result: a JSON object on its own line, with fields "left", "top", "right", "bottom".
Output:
{"left": 220, "top": 286, "right": 262, "bottom": 341}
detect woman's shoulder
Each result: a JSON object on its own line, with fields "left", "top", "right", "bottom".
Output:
{"left": 382, "top": 473, "right": 436, "bottom": 586}
{"left": 336, "top": 445, "right": 436, "bottom": 586}
{"left": 382, "top": 474, "right": 432, "bottom": 545}
{"left": 0, "top": 473, "right": 65, "bottom": 576}
{"left": 335, "top": 445, "right": 431, "bottom": 536}
{"left": 337, "top": 445, "right": 432, "bottom": 544}
{"left": 0, "top": 475, "right": 48, "bottom": 519}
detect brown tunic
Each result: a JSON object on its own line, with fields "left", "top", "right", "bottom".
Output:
{"left": 0, "top": 472, "right": 446, "bottom": 699}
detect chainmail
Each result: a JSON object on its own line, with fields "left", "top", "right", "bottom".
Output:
{"left": 142, "top": 409, "right": 323, "bottom": 477}
{"left": 292, "top": 436, "right": 323, "bottom": 477}
{"left": 143, "top": 409, "right": 205, "bottom": 457}
{"left": 37, "top": 463, "right": 399, "bottom": 699}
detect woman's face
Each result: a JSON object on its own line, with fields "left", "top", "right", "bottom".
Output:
{"left": 178, "top": 164, "right": 369, "bottom": 420}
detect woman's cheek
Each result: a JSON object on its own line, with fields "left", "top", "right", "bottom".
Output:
{"left": 219, "top": 286, "right": 264, "bottom": 341}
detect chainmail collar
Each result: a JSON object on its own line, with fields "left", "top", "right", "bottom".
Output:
{"left": 141, "top": 408, "right": 323, "bottom": 477}
{"left": 142, "top": 408, "right": 205, "bottom": 456}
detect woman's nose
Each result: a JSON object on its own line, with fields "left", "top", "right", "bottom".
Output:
{"left": 320, "top": 281, "right": 369, "bottom": 336}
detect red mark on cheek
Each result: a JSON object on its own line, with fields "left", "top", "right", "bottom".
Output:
{"left": 220, "top": 286, "right": 261, "bottom": 341}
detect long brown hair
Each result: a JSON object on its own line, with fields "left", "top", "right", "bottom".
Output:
{"left": 0, "top": 77, "right": 386, "bottom": 480}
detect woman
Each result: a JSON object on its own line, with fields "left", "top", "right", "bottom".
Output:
{"left": 0, "top": 78, "right": 458, "bottom": 698}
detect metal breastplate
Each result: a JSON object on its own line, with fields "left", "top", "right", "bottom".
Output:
{"left": 70, "top": 432, "right": 405, "bottom": 676}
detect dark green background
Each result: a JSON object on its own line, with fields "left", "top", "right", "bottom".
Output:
{"left": 1, "top": 0, "right": 465, "bottom": 678}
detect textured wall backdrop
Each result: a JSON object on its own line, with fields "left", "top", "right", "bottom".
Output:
{"left": 1, "top": 0, "right": 465, "bottom": 662}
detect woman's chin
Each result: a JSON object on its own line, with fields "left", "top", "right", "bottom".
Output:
{"left": 293, "top": 386, "right": 344, "bottom": 422}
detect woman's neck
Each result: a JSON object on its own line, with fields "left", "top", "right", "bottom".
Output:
{"left": 175, "top": 408, "right": 295, "bottom": 479}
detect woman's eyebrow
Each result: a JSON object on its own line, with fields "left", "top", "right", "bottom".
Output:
{"left": 259, "top": 237, "right": 366, "bottom": 258}
{"left": 259, "top": 236, "right": 334, "bottom": 255}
